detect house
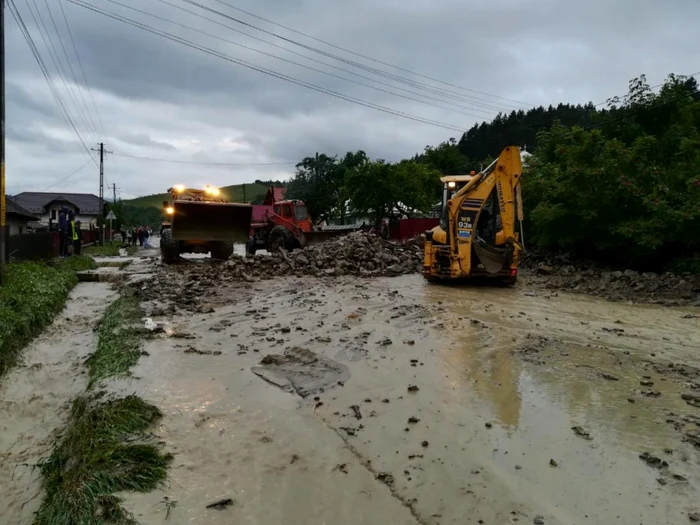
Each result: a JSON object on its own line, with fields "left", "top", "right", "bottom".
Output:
{"left": 6, "top": 199, "right": 40, "bottom": 235}
{"left": 11, "top": 192, "right": 101, "bottom": 228}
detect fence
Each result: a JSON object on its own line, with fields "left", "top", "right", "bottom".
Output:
{"left": 6, "top": 230, "right": 59, "bottom": 262}
{"left": 390, "top": 218, "right": 439, "bottom": 240}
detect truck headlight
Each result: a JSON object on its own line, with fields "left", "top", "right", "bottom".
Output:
{"left": 165, "top": 206, "right": 175, "bottom": 215}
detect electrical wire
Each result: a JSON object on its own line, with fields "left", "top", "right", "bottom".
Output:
{"left": 58, "top": 0, "right": 108, "bottom": 139}
{"left": 182, "top": 0, "right": 523, "bottom": 113}
{"left": 41, "top": 156, "right": 95, "bottom": 191}
{"left": 206, "top": 0, "right": 533, "bottom": 108}
{"left": 68, "top": 0, "right": 471, "bottom": 133}
{"left": 9, "top": 0, "right": 97, "bottom": 164}
{"left": 42, "top": 0, "right": 102, "bottom": 142}
{"left": 101, "top": 0, "right": 494, "bottom": 120}
{"left": 111, "top": 152, "right": 296, "bottom": 165}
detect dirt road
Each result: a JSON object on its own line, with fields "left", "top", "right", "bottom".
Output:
{"left": 107, "top": 258, "right": 700, "bottom": 524}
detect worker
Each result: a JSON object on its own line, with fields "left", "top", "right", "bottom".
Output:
{"left": 58, "top": 206, "right": 68, "bottom": 257}
{"left": 66, "top": 211, "right": 76, "bottom": 256}
{"left": 73, "top": 220, "right": 83, "bottom": 255}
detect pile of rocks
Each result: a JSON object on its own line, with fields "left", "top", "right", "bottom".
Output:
{"left": 226, "top": 231, "right": 423, "bottom": 280}
{"left": 523, "top": 263, "right": 700, "bottom": 306}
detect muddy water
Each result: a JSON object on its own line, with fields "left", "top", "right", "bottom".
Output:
{"left": 117, "top": 274, "right": 700, "bottom": 524}
{"left": 0, "top": 283, "right": 118, "bottom": 524}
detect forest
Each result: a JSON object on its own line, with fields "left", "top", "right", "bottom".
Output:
{"left": 285, "top": 74, "right": 700, "bottom": 272}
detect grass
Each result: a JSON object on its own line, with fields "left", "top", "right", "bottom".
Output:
{"left": 0, "top": 256, "right": 96, "bottom": 378}
{"left": 84, "top": 244, "right": 138, "bottom": 257}
{"left": 35, "top": 394, "right": 172, "bottom": 525}
{"left": 124, "top": 182, "right": 269, "bottom": 208}
{"left": 87, "top": 296, "right": 143, "bottom": 388}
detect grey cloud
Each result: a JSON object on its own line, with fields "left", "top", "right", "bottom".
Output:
{"left": 5, "top": 0, "right": 700, "bottom": 196}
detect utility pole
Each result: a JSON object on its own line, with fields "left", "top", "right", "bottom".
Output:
{"left": 112, "top": 183, "right": 117, "bottom": 206}
{"left": 1, "top": 0, "right": 6, "bottom": 284}
{"left": 91, "top": 143, "right": 111, "bottom": 244}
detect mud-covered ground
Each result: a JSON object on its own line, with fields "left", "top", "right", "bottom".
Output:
{"left": 1, "top": 246, "right": 699, "bottom": 525}
{"left": 113, "top": 254, "right": 700, "bottom": 525}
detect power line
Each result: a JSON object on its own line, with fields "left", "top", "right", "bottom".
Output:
{"left": 206, "top": 0, "right": 533, "bottom": 108}
{"left": 57, "top": 0, "right": 107, "bottom": 139}
{"left": 41, "top": 0, "right": 101, "bottom": 141}
{"left": 40, "top": 156, "right": 94, "bottom": 191}
{"left": 155, "top": 0, "right": 508, "bottom": 115}
{"left": 23, "top": 0, "right": 99, "bottom": 144}
{"left": 9, "top": 0, "right": 97, "bottom": 163}
{"left": 102, "top": 0, "right": 493, "bottom": 120}
{"left": 183, "top": 0, "right": 523, "bottom": 113}
{"left": 68, "top": 0, "right": 470, "bottom": 133}
{"left": 112, "top": 152, "right": 296, "bottom": 166}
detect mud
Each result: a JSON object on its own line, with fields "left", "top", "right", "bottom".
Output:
{"left": 94, "top": 264, "right": 700, "bottom": 525}
{"left": 0, "top": 283, "right": 118, "bottom": 524}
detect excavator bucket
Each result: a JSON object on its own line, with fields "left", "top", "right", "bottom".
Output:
{"left": 473, "top": 239, "right": 508, "bottom": 274}
{"left": 171, "top": 201, "right": 252, "bottom": 242}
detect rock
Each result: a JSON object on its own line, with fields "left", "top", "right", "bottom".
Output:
{"left": 421, "top": 440, "right": 429, "bottom": 447}
{"left": 408, "top": 416, "right": 420, "bottom": 424}
{"left": 407, "top": 385, "right": 420, "bottom": 392}
{"left": 350, "top": 405, "right": 362, "bottom": 420}
{"left": 536, "top": 264, "right": 554, "bottom": 275}
{"left": 639, "top": 452, "right": 669, "bottom": 469}
{"left": 534, "top": 517, "right": 545, "bottom": 525}
{"left": 485, "top": 422, "right": 493, "bottom": 428}
{"left": 689, "top": 512, "right": 700, "bottom": 522}
{"left": 601, "top": 373, "right": 619, "bottom": 381}
{"left": 571, "top": 426, "right": 592, "bottom": 440}
{"left": 549, "top": 459, "right": 558, "bottom": 467}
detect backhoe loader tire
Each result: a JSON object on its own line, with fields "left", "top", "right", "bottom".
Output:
{"left": 160, "top": 228, "right": 179, "bottom": 264}
{"left": 246, "top": 238, "right": 257, "bottom": 256}
{"left": 267, "top": 226, "right": 294, "bottom": 253}
{"left": 211, "top": 241, "right": 234, "bottom": 261}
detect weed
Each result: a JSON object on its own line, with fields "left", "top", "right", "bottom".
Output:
{"left": 87, "top": 296, "right": 143, "bottom": 387}
{"left": 35, "top": 394, "right": 171, "bottom": 525}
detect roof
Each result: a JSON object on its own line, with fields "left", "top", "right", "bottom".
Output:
{"left": 12, "top": 192, "right": 101, "bottom": 215}
{"left": 263, "top": 187, "right": 286, "bottom": 205}
{"left": 6, "top": 198, "right": 40, "bottom": 221}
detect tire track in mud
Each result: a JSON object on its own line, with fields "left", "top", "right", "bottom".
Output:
{"left": 319, "top": 413, "right": 429, "bottom": 525}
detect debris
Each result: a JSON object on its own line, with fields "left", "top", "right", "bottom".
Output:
{"left": 408, "top": 416, "right": 420, "bottom": 424}
{"left": 549, "top": 459, "right": 558, "bottom": 467}
{"left": 206, "top": 498, "right": 233, "bottom": 510}
{"left": 350, "top": 405, "right": 362, "bottom": 420}
{"left": 534, "top": 517, "right": 545, "bottom": 525}
{"left": 376, "top": 472, "right": 395, "bottom": 487}
{"left": 404, "top": 339, "right": 415, "bottom": 345}
{"left": 682, "top": 393, "right": 700, "bottom": 407}
{"left": 571, "top": 426, "right": 592, "bottom": 440}
{"left": 407, "top": 385, "right": 420, "bottom": 393}
{"left": 421, "top": 440, "right": 429, "bottom": 447}
{"left": 485, "top": 422, "right": 493, "bottom": 428}
{"left": 639, "top": 452, "right": 669, "bottom": 469}
{"left": 640, "top": 379, "right": 654, "bottom": 386}
{"left": 601, "top": 373, "right": 619, "bottom": 381}
{"left": 334, "top": 463, "right": 348, "bottom": 474}
{"left": 689, "top": 512, "right": 700, "bottom": 522}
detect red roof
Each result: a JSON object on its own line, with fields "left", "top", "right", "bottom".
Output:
{"left": 263, "top": 187, "right": 286, "bottom": 205}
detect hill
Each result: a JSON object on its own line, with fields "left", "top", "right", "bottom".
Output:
{"left": 124, "top": 183, "right": 270, "bottom": 208}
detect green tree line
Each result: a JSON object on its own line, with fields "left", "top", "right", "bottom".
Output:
{"left": 285, "top": 73, "right": 700, "bottom": 272}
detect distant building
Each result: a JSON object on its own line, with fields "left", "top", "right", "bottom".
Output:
{"left": 6, "top": 199, "right": 39, "bottom": 235}
{"left": 11, "top": 192, "right": 101, "bottom": 228}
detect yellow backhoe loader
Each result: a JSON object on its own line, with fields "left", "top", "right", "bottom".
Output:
{"left": 160, "top": 185, "right": 253, "bottom": 263}
{"left": 423, "top": 146, "right": 524, "bottom": 284}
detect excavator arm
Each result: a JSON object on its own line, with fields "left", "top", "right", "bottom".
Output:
{"left": 426, "top": 146, "right": 523, "bottom": 278}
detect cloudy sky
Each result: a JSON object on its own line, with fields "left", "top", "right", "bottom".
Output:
{"left": 6, "top": 0, "right": 699, "bottom": 198}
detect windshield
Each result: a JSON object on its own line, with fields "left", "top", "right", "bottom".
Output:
{"left": 294, "top": 204, "right": 309, "bottom": 221}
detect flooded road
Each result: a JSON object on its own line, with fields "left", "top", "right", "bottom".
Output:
{"left": 0, "top": 283, "right": 118, "bottom": 524}
{"left": 117, "top": 270, "right": 700, "bottom": 524}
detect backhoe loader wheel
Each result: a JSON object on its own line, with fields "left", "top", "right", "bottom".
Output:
{"left": 211, "top": 241, "right": 234, "bottom": 261}
{"left": 246, "top": 238, "right": 257, "bottom": 256}
{"left": 267, "top": 226, "right": 294, "bottom": 253}
{"left": 160, "top": 228, "right": 179, "bottom": 264}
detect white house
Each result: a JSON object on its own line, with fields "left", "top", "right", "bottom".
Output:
{"left": 12, "top": 192, "right": 101, "bottom": 228}
{"left": 6, "top": 199, "right": 39, "bottom": 235}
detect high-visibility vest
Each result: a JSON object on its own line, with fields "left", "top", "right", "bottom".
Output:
{"left": 71, "top": 221, "right": 78, "bottom": 241}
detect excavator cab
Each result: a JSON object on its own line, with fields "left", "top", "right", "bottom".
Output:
{"left": 424, "top": 147, "right": 524, "bottom": 284}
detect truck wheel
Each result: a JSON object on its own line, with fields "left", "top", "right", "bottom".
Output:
{"left": 246, "top": 238, "right": 257, "bottom": 256}
{"left": 211, "top": 241, "right": 234, "bottom": 261}
{"left": 267, "top": 226, "right": 293, "bottom": 253}
{"left": 160, "top": 228, "right": 179, "bottom": 264}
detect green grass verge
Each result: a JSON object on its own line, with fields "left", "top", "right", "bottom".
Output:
{"left": 35, "top": 394, "right": 172, "bottom": 525}
{"left": 87, "top": 296, "right": 143, "bottom": 388}
{"left": 0, "top": 256, "right": 96, "bottom": 378}
{"left": 84, "top": 244, "right": 138, "bottom": 257}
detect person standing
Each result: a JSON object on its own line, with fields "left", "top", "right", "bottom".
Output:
{"left": 58, "top": 206, "right": 68, "bottom": 257}
{"left": 137, "top": 227, "right": 145, "bottom": 247}
{"left": 74, "top": 220, "right": 83, "bottom": 255}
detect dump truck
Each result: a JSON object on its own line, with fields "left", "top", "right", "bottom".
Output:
{"left": 423, "top": 146, "right": 524, "bottom": 284}
{"left": 160, "top": 185, "right": 253, "bottom": 263}
{"left": 246, "top": 198, "right": 359, "bottom": 255}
